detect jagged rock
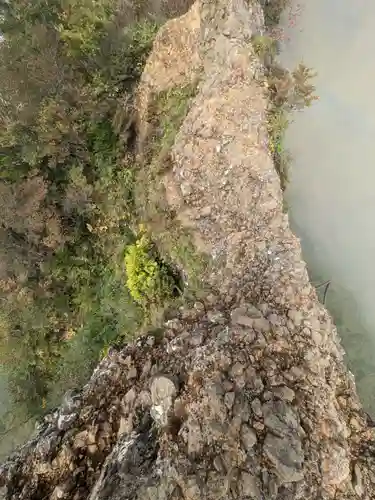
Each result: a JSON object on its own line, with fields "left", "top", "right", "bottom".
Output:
{"left": 224, "top": 391, "right": 235, "bottom": 409}
{"left": 207, "top": 310, "right": 226, "bottom": 324}
{"left": 251, "top": 398, "right": 263, "bottom": 418}
{"left": 353, "top": 463, "right": 364, "bottom": 497}
{"left": 321, "top": 445, "right": 350, "bottom": 488}
{"left": 263, "top": 433, "right": 304, "bottom": 483}
{"left": 73, "top": 430, "right": 88, "bottom": 450}
{"left": 230, "top": 362, "right": 246, "bottom": 377}
{"left": 35, "top": 431, "right": 61, "bottom": 459}
{"left": 288, "top": 309, "right": 303, "bottom": 327}
{"left": 123, "top": 387, "right": 137, "bottom": 407}
{"left": 239, "top": 472, "right": 262, "bottom": 499}
{"left": 61, "top": 390, "right": 82, "bottom": 415}
{"left": 273, "top": 386, "right": 296, "bottom": 402}
{"left": 57, "top": 413, "right": 78, "bottom": 431}
{"left": 1, "top": 0, "right": 375, "bottom": 499}
{"left": 88, "top": 427, "right": 158, "bottom": 500}
{"left": 263, "top": 400, "right": 303, "bottom": 437}
{"left": 241, "top": 424, "right": 257, "bottom": 451}
{"left": 150, "top": 375, "right": 177, "bottom": 427}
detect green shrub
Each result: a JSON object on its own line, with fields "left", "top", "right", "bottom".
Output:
{"left": 267, "top": 106, "right": 290, "bottom": 188}
{"left": 125, "top": 233, "right": 174, "bottom": 306}
{"left": 252, "top": 34, "right": 277, "bottom": 60}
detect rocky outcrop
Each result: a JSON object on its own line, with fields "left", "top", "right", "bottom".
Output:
{"left": 2, "top": 0, "right": 375, "bottom": 499}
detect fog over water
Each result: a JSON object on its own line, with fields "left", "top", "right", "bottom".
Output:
{"left": 279, "top": 0, "right": 375, "bottom": 414}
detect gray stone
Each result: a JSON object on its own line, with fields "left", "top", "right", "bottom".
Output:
{"left": 224, "top": 391, "right": 235, "bottom": 409}
{"left": 180, "top": 181, "right": 192, "bottom": 197}
{"left": 216, "top": 326, "right": 230, "bottom": 345}
{"left": 263, "top": 400, "right": 301, "bottom": 437}
{"left": 207, "top": 311, "right": 226, "bottom": 324}
{"left": 233, "top": 397, "right": 251, "bottom": 422}
{"left": 241, "top": 424, "right": 257, "bottom": 451}
{"left": 200, "top": 206, "right": 212, "bottom": 217}
{"left": 268, "top": 313, "right": 280, "bottom": 326}
{"left": 263, "top": 433, "right": 304, "bottom": 483}
{"left": 239, "top": 472, "right": 262, "bottom": 499}
{"left": 230, "top": 362, "right": 245, "bottom": 377}
{"left": 231, "top": 310, "right": 254, "bottom": 327}
{"left": 231, "top": 304, "right": 264, "bottom": 326}
{"left": 123, "top": 387, "right": 137, "bottom": 407}
{"left": 251, "top": 398, "right": 263, "bottom": 418}
{"left": 57, "top": 412, "right": 78, "bottom": 431}
{"left": 36, "top": 431, "right": 61, "bottom": 459}
{"left": 353, "top": 463, "right": 364, "bottom": 497}
{"left": 245, "top": 304, "right": 264, "bottom": 318}
{"left": 245, "top": 366, "right": 264, "bottom": 394}
{"left": 150, "top": 375, "right": 177, "bottom": 427}
{"left": 272, "top": 386, "right": 295, "bottom": 403}
{"left": 187, "top": 419, "right": 203, "bottom": 455}
{"left": 61, "top": 389, "right": 81, "bottom": 414}
{"left": 288, "top": 309, "right": 303, "bottom": 326}
{"left": 127, "top": 366, "right": 138, "bottom": 380}
{"left": 252, "top": 317, "right": 271, "bottom": 333}
{"left": 206, "top": 471, "right": 229, "bottom": 499}
{"left": 189, "top": 332, "right": 204, "bottom": 346}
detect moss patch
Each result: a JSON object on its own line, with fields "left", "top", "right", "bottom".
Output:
{"left": 134, "top": 82, "right": 209, "bottom": 295}
{"left": 149, "top": 84, "right": 198, "bottom": 171}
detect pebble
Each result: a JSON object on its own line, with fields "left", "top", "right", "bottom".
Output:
{"left": 150, "top": 375, "right": 177, "bottom": 427}
{"left": 239, "top": 472, "right": 262, "bottom": 499}
{"left": 127, "top": 367, "right": 137, "bottom": 380}
{"left": 263, "top": 433, "right": 303, "bottom": 483}
{"left": 241, "top": 424, "right": 257, "bottom": 451}
{"left": 251, "top": 398, "right": 263, "bottom": 418}
{"left": 224, "top": 391, "right": 235, "bottom": 409}
{"left": 201, "top": 206, "right": 212, "bottom": 217}
{"left": 180, "top": 181, "right": 192, "bottom": 196}
{"left": 87, "top": 444, "right": 98, "bottom": 455}
{"left": 272, "top": 386, "right": 295, "bottom": 403}
{"left": 287, "top": 309, "right": 303, "bottom": 326}
{"left": 353, "top": 463, "right": 364, "bottom": 497}
{"left": 230, "top": 362, "right": 245, "bottom": 377}
{"left": 207, "top": 311, "right": 226, "bottom": 324}
{"left": 123, "top": 387, "right": 137, "bottom": 406}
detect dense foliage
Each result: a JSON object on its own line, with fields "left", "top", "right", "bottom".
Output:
{"left": 0, "top": 0, "right": 186, "bottom": 440}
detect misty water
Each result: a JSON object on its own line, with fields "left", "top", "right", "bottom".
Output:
{"left": 279, "top": 1, "right": 375, "bottom": 414}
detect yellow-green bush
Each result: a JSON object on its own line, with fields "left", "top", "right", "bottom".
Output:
{"left": 125, "top": 234, "right": 173, "bottom": 305}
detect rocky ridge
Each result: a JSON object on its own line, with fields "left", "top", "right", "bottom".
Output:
{"left": 1, "top": 0, "right": 375, "bottom": 499}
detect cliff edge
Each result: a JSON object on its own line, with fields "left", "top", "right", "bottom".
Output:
{"left": 1, "top": 0, "right": 375, "bottom": 499}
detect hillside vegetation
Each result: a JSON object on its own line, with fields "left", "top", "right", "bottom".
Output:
{"left": 0, "top": 0, "right": 192, "bottom": 442}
